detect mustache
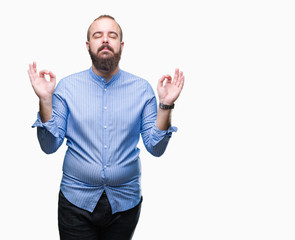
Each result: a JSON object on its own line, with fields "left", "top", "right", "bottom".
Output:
{"left": 97, "top": 44, "right": 114, "bottom": 53}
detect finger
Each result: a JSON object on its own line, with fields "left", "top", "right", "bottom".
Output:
{"left": 39, "top": 69, "right": 49, "bottom": 78}
{"left": 177, "top": 71, "right": 183, "bottom": 87}
{"left": 173, "top": 68, "right": 180, "bottom": 85}
{"left": 28, "top": 63, "right": 34, "bottom": 74}
{"left": 178, "top": 74, "right": 185, "bottom": 90}
{"left": 28, "top": 69, "right": 34, "bottom": 83}
{"left": 165, "top": 75, "right": 172, "bottom": 83}
{"left": 49, "top": 71, "right": 56, "bottom": 78}
{"left": 48, "top": 71, "right": 56, "bottom": 83}
{"left": 33, "top": 61, "right": 36, "bottom": 69}
{"left": 28, "top": 64, "right": 38, "bottom": 82}
{"left": 30, "top": 62, "right": 37, "bottom": 73}
{"left": 157, "top": 75, "right": 166, "bottom": 88}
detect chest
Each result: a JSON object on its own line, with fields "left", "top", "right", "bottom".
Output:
{"left": 66, "top": 82, "right": 146, "bottom": 132}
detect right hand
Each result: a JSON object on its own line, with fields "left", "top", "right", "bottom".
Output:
{"left": 28, "top": 62, "right": 56, "bottom": 101}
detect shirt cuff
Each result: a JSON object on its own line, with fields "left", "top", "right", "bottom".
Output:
{"left": 150, "top": 125, "right": 178, "bottom": 146}
{"left": 32, "top": 113, "right": 60, "bottom": 138}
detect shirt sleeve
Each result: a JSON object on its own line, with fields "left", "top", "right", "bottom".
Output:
{"left": 140, "top": 82, "right": 177, "bottom": 157}
{"left": 32, "top": 80, "right": 68, "bottom": 154}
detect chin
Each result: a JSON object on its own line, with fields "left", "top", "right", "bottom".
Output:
{"left": 99, "top": 53, "right": 113, "bottom": 58}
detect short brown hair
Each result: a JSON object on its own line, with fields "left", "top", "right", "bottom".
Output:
{"left": 87, "top": 15, "right": 123, "bottom": 42}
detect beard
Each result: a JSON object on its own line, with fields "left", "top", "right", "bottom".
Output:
{"left": 88, "top": 44, "right": 121, "bottom": 73}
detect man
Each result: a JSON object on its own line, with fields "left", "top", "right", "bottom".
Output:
{"left": 28, "top": 15, "right": 184, "bottom": 240}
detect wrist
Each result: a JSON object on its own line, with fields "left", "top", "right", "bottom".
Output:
{"left": 159, "top": 102, "right": 175, "bottom": 110}
{"left": 159, "top": 98, "right": 174, "bottom": 105}
{"left": 39, "top": 99, "right": 53, "bottom": 123}
{"left": 39, "top": 96, "right": 52, "bottom": 104}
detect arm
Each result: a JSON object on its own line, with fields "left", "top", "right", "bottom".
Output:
{"left": 28, "top": 62, "right": 56, "bottom": 123}
{"left": 156, "top": 68, "right": 184, "bottom": 130}
{"left": 28, "top": 62, "right": 67, "bottom": 154}
{"left": 141, "top": 69, "right": 184, "bottom": 157}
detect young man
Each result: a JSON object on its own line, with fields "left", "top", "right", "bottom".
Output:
{"left": 28, "top": 15, "right": 184, "bottom": 240}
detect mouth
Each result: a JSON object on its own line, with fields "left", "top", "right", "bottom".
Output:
{"left": 98, "top": 45, "right": 114, "bottom": 54}
{"left": 102, "top": 47, "right": 111, "bottom": 52}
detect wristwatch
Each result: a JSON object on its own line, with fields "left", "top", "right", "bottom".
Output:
{"left": 159, "top": 103, "right": 175, "bottom": 109}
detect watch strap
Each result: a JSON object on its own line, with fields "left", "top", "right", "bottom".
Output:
{"left": 159, "top": 103, "right": 175, "bottom": 109}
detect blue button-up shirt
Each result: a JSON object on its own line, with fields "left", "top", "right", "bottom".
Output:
{"left": 32, "top": 67, "right": 177, "bottom": 213}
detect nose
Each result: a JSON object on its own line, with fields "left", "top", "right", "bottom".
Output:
{"left": 103, "top": 34, "right": 109, "bottom": 43}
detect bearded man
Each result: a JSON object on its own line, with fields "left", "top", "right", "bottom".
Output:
{"left": 28, "top": 15, "right": 184, "bottom": 240}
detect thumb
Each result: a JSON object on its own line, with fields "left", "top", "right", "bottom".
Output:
{"left": 39, "top": 70, "right": 49, "bottom": 78}
{"left": 157, "top": 75, "right": 166, "bottom": 89}
{"left": 48, "top": 71, "right": 56, "bottom": 82}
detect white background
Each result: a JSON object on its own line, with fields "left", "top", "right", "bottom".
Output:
{"left": 1, "top": 0, "right": 295, "bottom": 239}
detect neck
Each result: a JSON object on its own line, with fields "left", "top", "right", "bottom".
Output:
{"left": 92, "top": 65, "right": 119, "bottom": 83}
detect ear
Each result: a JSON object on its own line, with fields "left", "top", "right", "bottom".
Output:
{"left": 120, "top": 41, "right": 125, "bottom": 51}
{"left": 86, "top": 41, "right": 90, "bottom": 51}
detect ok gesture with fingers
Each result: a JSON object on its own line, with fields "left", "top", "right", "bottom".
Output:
{"left": 156, "top": 68, "right": 185, "bottom": 130}
{"left": 28, "top": 62, "right": 56, "bottom": 101}
{"left": 28, "top": 62, "right": 56, "bottom": 123}
{"left": 157, "top": 68, "right": 185, "bottom": 106}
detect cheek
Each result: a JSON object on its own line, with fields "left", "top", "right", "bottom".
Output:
{"left": 111, "top": 42, "right": 122, "bottom": 53}
{"left": 88, "top": 43, "right": 100, "bottom": 53}
{"left": 89, "top": 40, "right": 102, "bottom": 48}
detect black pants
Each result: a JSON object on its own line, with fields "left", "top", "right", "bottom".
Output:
{"left": 58, "top": 191, "right": 142, "bottom": 240}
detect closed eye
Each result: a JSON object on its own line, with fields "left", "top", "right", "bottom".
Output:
{"left": 109, "top": 32, "right": 118, "bottom": 39}
{"left": 93, "top": 32, "right": 103, "bottom": 38}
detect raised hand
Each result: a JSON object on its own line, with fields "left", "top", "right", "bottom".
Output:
{"left": 157, "top": 68, "right": 184, "bottom": 105}
{"left": 28, "top": 62, "right": 56, "bottom": 123}
{"left": 28, "top": 62, "right": 56, "bottom": 101}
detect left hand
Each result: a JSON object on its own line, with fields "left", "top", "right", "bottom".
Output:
{"left": 157, "top": 68, "right": 184, "bottom": 105}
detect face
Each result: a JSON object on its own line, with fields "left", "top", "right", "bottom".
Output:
{"left": 86, "top": 18, "right": 124, "bottom": 72}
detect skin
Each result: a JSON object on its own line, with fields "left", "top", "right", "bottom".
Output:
{"left": 28, "top": 17, "right": 185, "bottom": 130}
{"left": 28, "top": 62, "right": 56, "bottom": 123}
{"left": 156, "top": 68, "right": 184, "bottom": 130}
{"left": 86, "top": 17, "right": 124, "bottom": 81}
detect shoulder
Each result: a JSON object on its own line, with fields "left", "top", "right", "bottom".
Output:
{"left": 119, "top": 70, "right": 152, "bottom": 89}
{"left": 56, "top": 69, "right": 90, "bottom": 88}
{"left": 54, "top": 69, "right": 90, "bottom": 95}
{"left": 118, "top": 70, "right": 155, "bottom": 99}
{"left": 59, "top": 69, "right": 89, "bottom": 83}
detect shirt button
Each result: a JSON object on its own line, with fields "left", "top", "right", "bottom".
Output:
{"left": 104, "top": 165, "right": 107, "bottom": 169}
{"left": 104, "top": 89, "right": 107, "bottom": 92}
{"left": 104, "top": 145, "right": 107, "bottom": 149}
{"left": 104, "top": 126, "right": 107, "bottom": 129}
{"left": 104, "top": 106, "right": 107, "bottom": 110}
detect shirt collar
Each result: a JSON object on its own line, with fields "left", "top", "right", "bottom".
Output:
{"left": 89, "top": 67, "right": 122, "bottom": 86}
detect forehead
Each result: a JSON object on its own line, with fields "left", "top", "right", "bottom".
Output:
{"left": 89, "top": 18, "right": 120, "bottom": 35}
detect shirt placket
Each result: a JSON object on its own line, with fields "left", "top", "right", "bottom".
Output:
{"left": 102, "top": 79, "right": 109, "bottom": 188}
